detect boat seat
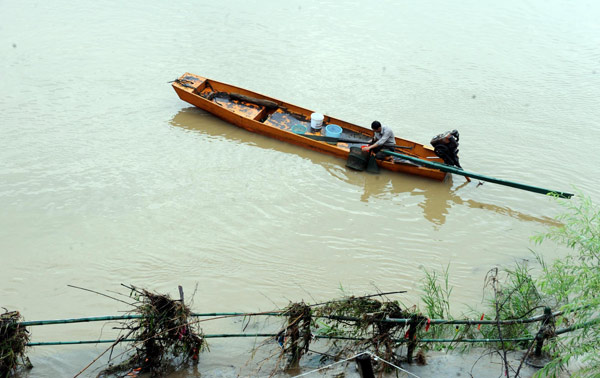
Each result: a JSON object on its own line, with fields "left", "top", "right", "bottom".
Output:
{"left": 263, "top": 108, "right": 310, "bottom": 132}
{"left": 212, "top": 96, "right": 264, "bottom": 119}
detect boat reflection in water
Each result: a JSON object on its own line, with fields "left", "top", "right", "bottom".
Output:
{"left": 327, "top": 164, "right": 558, "bottom": 227}
{"left": 169, "top": 107, "right": 558, "bottom": 227}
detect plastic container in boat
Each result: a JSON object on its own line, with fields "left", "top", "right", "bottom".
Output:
{"left": 325, "top": 124, "right": 342, "bottom": 138}
{"left": 310, "top": 113, "right": 324, "bottom": 131}
{"left": 291, "top": 124, "right": 307, "bottom": 134}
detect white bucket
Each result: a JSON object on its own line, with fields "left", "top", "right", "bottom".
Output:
{"left": 310, "top": 113, "right": 324, "bottom": 131}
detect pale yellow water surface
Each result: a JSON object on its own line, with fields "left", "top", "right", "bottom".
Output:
{"left": 1, "top": 0, "right": 599, "bottom": 376}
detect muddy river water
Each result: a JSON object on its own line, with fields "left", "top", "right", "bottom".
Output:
{"left": 1, "top": 0, "right": 599, "bottom": 376}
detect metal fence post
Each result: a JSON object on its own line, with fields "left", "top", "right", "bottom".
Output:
{"left": 406, "top": 316, "right": 418, "bottom": 363}
{"left": 355, "top": 353, "right": 375, "bottom": 378}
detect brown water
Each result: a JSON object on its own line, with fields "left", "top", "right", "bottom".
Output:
{"left": 1, "top": 0, "right": 599, "bottom": 376}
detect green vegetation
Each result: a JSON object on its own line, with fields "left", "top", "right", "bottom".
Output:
{"left": 420, "top": 264, "right": 453, "bottom": 343}
{"left": 421, "top": 264, "right": 453, "bottom": 321}
{"left": 417, "top": 193, "right": 600, "bottom": 377}
{"left": 531, "top": 193, "right": 600, "bottom": 377}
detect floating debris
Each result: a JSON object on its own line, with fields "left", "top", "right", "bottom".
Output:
{"left": 313, "top": 295, "right": 425, "bottom": 370}
{"left": 99, "top": 285, "right": 206, "bottom": 377}
{"left": 279, "top": 302, "right": 312, "bottom": 369}
{"left": 1, "top": 310, "right": 32, "bottom": 377}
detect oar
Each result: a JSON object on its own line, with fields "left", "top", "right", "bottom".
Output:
{"left": 300, "top": 134, "right": 413, "bottom": 149}
{"left": 382, "top": 150, "right": 573, "bottom": 199}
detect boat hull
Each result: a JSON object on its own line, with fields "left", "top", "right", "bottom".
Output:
{"left": 172, "top": 73, "right": 447, "bottom": 181}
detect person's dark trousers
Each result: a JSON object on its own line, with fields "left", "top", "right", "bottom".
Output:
{"left": 372, "top": 145, "right": 395, "bottom": 160}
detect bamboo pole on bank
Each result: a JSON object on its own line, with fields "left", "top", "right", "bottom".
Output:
{"left": 27, "top": 333, "right": 540, "bottom": 347}
{"left": 30, "top": 321, "right": 596, "bottom": 347}
{"left": 18, "top": 309, "right": 565, "bottom": 327}
{"left": 23, "top": 309, "right": 594, "bottom": 356}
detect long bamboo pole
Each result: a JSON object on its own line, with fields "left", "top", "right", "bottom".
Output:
{"left": 382, "top": 150, "right": 573, "bottom": 199}
{"left": 26, "top": 334, "right": 538, "bottom": 346}
{"left": 19, "top": 312, "right": 280, "bottom": 326}
{"left": 29, "top": 317, "right": 598, "bottom": 347}
{"left": 41, "top": 331, "right": 595, "bottom": 346}
{"left": 19, "top": 309, "right": 564, "bottom": 327}
{"left": 25, "top": 316, "right": 597, "bottom": 347}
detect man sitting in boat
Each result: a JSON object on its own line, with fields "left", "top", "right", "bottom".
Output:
{"left": 362, "top": 121, "right": 396, "bottom": 160}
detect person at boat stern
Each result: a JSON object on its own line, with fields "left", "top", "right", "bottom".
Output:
{"left": 362, "top": 121, "right": 396, "bottom": 160}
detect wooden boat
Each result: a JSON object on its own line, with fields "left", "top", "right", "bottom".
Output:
{"left": 172, "top": 73, "right": 447, "bottom": 181}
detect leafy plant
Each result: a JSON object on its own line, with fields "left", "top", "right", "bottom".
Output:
{"left": 531, "top": 193, "right": 600, "bottom": 377}
{"left": 420, "top": 264, "right": 453, "bottom": 321}
{"left": 478, "top": 262, "right": 543, "bottom": 349}
{"left": 418, "top": 264, "right": 459, "bottom": 350}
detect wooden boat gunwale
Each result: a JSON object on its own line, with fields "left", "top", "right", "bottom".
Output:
{"left": 172, "top": 73, "right": 447, "bottom": 181}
